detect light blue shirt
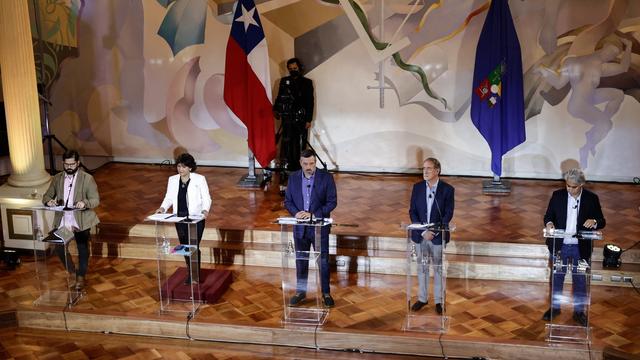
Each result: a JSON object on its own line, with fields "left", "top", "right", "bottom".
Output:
{"left": 301, "top": 172, "right": 315, "bottom": 212}
{"left": 425, "top": 180, "right": 439, "bottom": 223}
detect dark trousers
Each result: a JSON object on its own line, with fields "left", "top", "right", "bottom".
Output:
{"left": 55, "top": 228, "right": 90, "bottom": 277}
{"left": 295, "top": 227, "right": 330, "bottom": 294}
{"left": 551, "top": 244, "right": 588, "bottom": 313}
{"left": 175, "top": 220, "right": 205, "bottom": 280}
{"left": 281, "top": 121, "right": 308, "bottom": 171}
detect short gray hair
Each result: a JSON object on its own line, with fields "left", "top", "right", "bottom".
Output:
{"left": 563, "top": 168, "right": 586, "bottom": 185}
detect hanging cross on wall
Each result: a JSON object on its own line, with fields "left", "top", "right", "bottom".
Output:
{"left": 366, "top": 0, "right": 393, "bottom": 108}
{"left": 338, "top": 0, "right": 411, "bottom": 109}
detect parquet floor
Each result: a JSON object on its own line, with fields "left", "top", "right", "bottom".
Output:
{"left": 0, "top": 327, "right": 436, "bottom": 360}
{"left": 2, "top": 256, "right": 639, "bottom": 355}
{"left": 93, "top": 163, "right": 640, "bottom": 248}
{"left": 2, "top": 164, "right": 640, "bottom": 357}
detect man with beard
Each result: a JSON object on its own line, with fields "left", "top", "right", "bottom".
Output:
{"left": 274, "top": 58, "right": 314, "bottom": 172}
{"left": 284, "top": 149, "right": 337, "bottom": 307}
{"left": 43, "top": 150, "right": 100, "bottom": 291}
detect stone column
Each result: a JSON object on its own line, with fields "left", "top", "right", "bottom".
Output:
{"left": 0, "top": 0, "right": 50, "bottom": 187}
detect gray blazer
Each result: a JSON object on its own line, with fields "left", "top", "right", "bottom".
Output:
{"left": 42, "top": 169, "right": 100, "bottom": 231}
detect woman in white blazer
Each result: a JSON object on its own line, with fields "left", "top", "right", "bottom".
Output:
{"left": 156, "top": 153, "right": 212, "bottom": 284}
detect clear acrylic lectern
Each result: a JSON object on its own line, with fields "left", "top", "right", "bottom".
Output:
{"left": 277, "top": 217, "right": 332, "bottom": 327}
{"left": 147, "top": 214, "right": 203, "bottom": 317}
{"left": 404, "top": 222, "right": 455, "bottom": 333}
{"left": 543, "top": 228, "right": 602, "bottom": 343}
{"left": 28, "top": 206, "right": 82, "bottom": 307}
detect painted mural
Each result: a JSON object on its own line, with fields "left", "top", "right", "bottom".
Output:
{"left": 42, "top": 0, "right": 640, "bottom": 181}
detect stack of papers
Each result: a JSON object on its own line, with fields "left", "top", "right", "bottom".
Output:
{"left": 146, "top": 213, "right": 186, "bottom": 222}
{"left": 407, "top": 223, "right": 434, "bottom": 230}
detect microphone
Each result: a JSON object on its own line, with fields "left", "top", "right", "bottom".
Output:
{"left": 573, "top": 199, "right": 579, "bottom": 209}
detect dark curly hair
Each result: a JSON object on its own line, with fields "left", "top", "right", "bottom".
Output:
{"left": 62, "top": 149, "right": 80, "bottom": 162}
{"left": 176, "top": 153, "right": 197, "bottom": 172}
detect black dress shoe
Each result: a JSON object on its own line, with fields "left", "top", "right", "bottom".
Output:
{"left": 573, "top": 311, "right": 588, "bottom": 327}
{"left": 435, "top": 303, "right": 443, "bottom": 315}
{"left": 542, "top": 308, "right": 560, "bottom": 321}
{"left": 289, "top": 292, "right": 306, "bottom": 306}
{"left": 74, "top": 275, "right": 85, "bottom": 291}
{"left": 322, "top": 293, "right": 335, "bottom": 308}
{"left": 411, "top": 300, "right": 427, "bottom": 312}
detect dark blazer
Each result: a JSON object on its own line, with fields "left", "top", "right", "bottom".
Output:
{"left": 409, "top": 180, "right": 455, "bottom": 244}
{"left": 543, "top": 188, "right": 606, "bottom": 259}
{"left": 284, "top": 169, "right": 337, "bottom": 238}
{"left": 274, "top": 75, "right": 314, "bottom": 123}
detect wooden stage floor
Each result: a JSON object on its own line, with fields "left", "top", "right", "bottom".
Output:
{"left": 94, "top": 163, "right": 640, "bottom": 248}
{"left": 1, "top": 163, "right": 640, "bottom": 359}
{"left": 2, "top": 257, "right": 640, "bottom": 358}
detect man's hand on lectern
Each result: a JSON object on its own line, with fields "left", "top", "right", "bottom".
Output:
{"left": 422, "top": 231, "right": 435, "bottom": 241}
{"left": 545, "top": 221, "right": 555, "bottom": 233}
{"left": 295, "top": 211, "right": 311, "bottom": 220}
{"left": 583, "top": 219, "right": 597, "bottom": 229}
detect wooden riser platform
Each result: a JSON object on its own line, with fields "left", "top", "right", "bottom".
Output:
{"left": 3, "top": 258, "right": 638, "bottom": 358}
{"left": 80, "top": 226, "right": 640, "bottom": 287}
{"left": 16, "top": 309, "right": 599, "bottom": 360}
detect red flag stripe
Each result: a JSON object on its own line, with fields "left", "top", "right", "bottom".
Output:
{"left": 223, "top": 38, "right": 276, "bottom": 167}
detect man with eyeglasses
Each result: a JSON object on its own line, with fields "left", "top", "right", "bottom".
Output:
{"left": 542, "top": 168, "right": 605, "bottom": 326}
{"left": 409, "top": 157, "right": 455, "bottom": 315}
{"left": 43, "top": 150, "right": 100, "bottom": 291}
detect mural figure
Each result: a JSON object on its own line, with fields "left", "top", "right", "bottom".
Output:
{"left": 156, "top": 0, "right": 209, "bottom": 55}
{"left": 536, "top": 38, "right": 632, "bottom": 167}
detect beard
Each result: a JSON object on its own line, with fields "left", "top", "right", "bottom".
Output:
{"left": 64, "top": 167, "right": 78, "bottom": 175}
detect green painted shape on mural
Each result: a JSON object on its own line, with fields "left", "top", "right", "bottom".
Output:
{"left": 321, "top": 0, "right": 448, "bottom": 109}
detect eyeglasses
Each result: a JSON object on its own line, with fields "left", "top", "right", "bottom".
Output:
{"left": 566, "top": 183, "right": 582, "bottom": 189}
{"left": 63, "top": 162, "right": 78, "bottom": 168}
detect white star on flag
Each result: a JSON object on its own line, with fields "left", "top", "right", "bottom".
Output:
{"left": 235, "top": 5, "right": 258, "bottom": 32}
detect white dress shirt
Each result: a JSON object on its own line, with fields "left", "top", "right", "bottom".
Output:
{"left": 563, "top": 192, "right": 581, "bottom": 244}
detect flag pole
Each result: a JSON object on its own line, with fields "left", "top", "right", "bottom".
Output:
{"left": 237, "top": 149, "right": 264, "bottom": 188}
{"left": 481, "top": 161, "right": 512, "bottom": 195}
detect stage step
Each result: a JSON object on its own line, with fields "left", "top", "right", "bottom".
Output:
{"left": 15, "top": 308, "right": 600, "bottom": 360}
{"left": 97, "top": 223, "right": 640, "bottom": 263}
{"left": 84, "top": 223, "right": 640, "bottom": 287}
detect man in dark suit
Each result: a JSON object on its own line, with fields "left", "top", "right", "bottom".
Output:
{"left": 542, "top": 168, "right": 605, "bottom": 326}
{"left": 284, "top": 149, "right": 337, "bottom": 307}
{"left": 273, "top": 58, "right": 314, "bottom": 171}
{"left": 409, "top": 157, "right": 455, "bottom": 315}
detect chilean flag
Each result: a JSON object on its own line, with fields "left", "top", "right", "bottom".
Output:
{"left": 224, "top": 0, "right": 276, "bottom": 167}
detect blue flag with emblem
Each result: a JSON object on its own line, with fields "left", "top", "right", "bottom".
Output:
{"left": 470, "top": 0, "right": 525, "bottom": 176}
